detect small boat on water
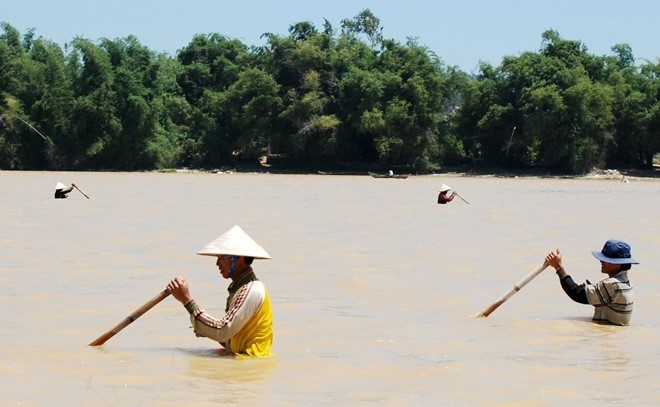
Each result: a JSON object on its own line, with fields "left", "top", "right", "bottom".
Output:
{"left": 368, "top": 172, "right": 409, "bottom": 179}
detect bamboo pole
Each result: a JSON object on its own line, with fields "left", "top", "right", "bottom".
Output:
{"left": 455, "top": 193, "right": 470, "bottom": 204}
{"left": 73, "top": 185, "right": 90, "bottom": 199}
{"left": 89, "top": 289, "right": 170, "bottom": 346}
{"left": 477, "top": 262, "right": 549, "bottom": 317}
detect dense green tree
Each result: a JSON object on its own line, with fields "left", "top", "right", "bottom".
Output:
{"left": 0, "top": 18, "right": 657, "bottom": 173}
{"left": 176, "top": 33, "right": 252, "bottom": 168}
{"left": 95, "top": 36, "right": 157, "bottom": 169}
{"left": 145, "top": 54, "right": 190, "bottom": 169}
{"left": 0, "top": 23, "right": 63, "bottom": 168}
{"left": 452, "top": 61, "right": 505, "bottom": 167}
{"left": 611, "top": 60, "right": 660, "bottom": 168}
{"left": 26, "top": 37, "right": 73, "bottom": 168}
{"left": 204, "top": 67, "right": 282, "bottom": 164}
{"left": 340, "top": 9, "right": 383, "bottom": 49}
{"left": 325, "top": 35, "right": 378, "bottom": 163}
{"left": 457, "top": 31, "right": 631, "bottom": 173}
{"left": 65, "top": 37, "right": 120, "bottom": 169}
{"left": 259, "top": 21, "right": 346, "bottom": 166}
{"left": 0, "top": 96, "right": 22, "bottom": 168}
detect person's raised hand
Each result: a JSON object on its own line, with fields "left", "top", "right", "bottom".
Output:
{"left": 167, "top": 276, "right": 193, "bottom": 304}
{"left": 545, "top": 249, "right": 563, "bottom": 270}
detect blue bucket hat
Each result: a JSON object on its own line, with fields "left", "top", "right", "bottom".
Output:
{"left": 591, "top": 239, "right": 639, "bottom": 265}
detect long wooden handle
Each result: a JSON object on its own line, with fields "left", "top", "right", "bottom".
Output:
{"left": 478, "top": 261, "right": 549, "bottom": 317}
{"left": 89, "top": 289, "right": 171, "bottom": 346}
{"left": 74, "top": 185, "right": 90, "bottom": 199}
{"left": 455, "top": 193, "right": 470, "bottom": 204}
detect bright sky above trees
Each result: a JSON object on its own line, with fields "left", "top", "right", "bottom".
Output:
{"left": 4, "top": 0, "right": 659, "bottom": 73}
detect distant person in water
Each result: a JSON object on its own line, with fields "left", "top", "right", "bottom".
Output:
{"left": 437, "top": 184, "right": 457, "bottom": 204}
{"left": 545, "top": 239, "right": 639, "bottom": 326}
{"left": 54, "top": 182, "right": 75, "bottom": 199}
{"left": 388, "top": 170, "right": 394, "bottom": 177}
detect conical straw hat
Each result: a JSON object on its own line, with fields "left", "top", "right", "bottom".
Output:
{"left": 438, "top": 184, "right": 452, "bottom": 192}
{"left": 197, "top": 225, "right": 271, "bottom": 259}
{"left": 55, "top": 182, "right": 67, "bottom": 190}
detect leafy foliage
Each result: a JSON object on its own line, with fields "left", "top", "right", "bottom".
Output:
{"left": 0, "top": 14, "right": 658, "bottom": 173}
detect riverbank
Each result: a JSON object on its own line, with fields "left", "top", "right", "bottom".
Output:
{"left": 250, "top": 153, "right": 660, "bottom": 180}
{"left": 435, "top": 167, "right": 660, "bottom": 181}
{"left": 166, "top": 164, "right": 660, "bottom": 181}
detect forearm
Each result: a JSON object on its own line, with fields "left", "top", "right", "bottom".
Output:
{"left": 555, "top": 268, "right": 589, "bottom": 304}
{"left": 182, "top": 299, "right": 232, "bottom": 342}
{"left": 555, "top": 267, "right": 568, "bottom": 279}
{"left": 183, "top": 298, "right": 251, "bottom": 343}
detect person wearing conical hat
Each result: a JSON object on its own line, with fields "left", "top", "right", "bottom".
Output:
{"left": 437, "top": 184, "right": 457, "bottom": 204}
{"left": 54, "top": 182, "right": 76, "bottom": 199}
{"left": 167, "top": 225, "right": 274, "bottom": 357}
{"left": 545, "top": 239, "right": 640, "bottom": 326}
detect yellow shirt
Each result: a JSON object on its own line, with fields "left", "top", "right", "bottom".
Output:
{"left": 227, "top": 287, "right": 273, "bottom": 357}
{"left": 184, "top": 270, "right": 273, "bottom": 357}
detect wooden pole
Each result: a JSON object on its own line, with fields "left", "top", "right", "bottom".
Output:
{"left": 74, "top": 185, "right": 90, "bottom": 199}
{"left": 89, "top": 289, "right": 171, "bottom": 346}
{"left": 455, "top": 193, "right": 470, "bottom": 205}
{"left": 477, "top": 261, "right": 549, "bottom": 317}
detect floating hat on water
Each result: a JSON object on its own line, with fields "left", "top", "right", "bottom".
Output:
{"left": 197, "top": 225, "right": 271, "bottom": 259}
{"left": 55, "top": 182, "right": 67, "bottom": 190}
{"left": 438, "top": 184, "right": 452, "bottom": 192}
{"left": 591, "top": 239, "right": 639, "bottom": 265}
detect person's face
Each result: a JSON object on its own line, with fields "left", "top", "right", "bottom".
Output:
{"left": 215, "top": 255, "right": 246, "bottom": 279}
{"left": 599, "top": 261, "right": 621, "bottom": 276}
{"left": 216, "top": 255, "right": 232, "bottom": 279}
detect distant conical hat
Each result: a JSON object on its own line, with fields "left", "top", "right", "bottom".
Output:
{"left": 438, "top": 184, "right": 452, "bottom": 192}
{"left": 55, "top": 182, "right": 67, "bottom": 190}
{"left": 197, "top": 225, "right": 271, "bottom": 259}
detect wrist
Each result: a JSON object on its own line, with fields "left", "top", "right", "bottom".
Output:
{"left": 555, "top": 267, "right": 567, "bottom": 278}
{"left": 183, "top": 299, "right": 199, "bottom": 314}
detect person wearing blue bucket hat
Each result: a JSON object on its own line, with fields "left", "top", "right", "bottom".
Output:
{"left": 545, "top": 239, "right": 639, "bottom": 326}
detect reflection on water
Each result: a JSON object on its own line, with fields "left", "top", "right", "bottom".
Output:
{"left": 0, "top": 171, "right": 658, "bottom": 406}
{"left": 186, "top": 351, "right": 278, "bottom": 382}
